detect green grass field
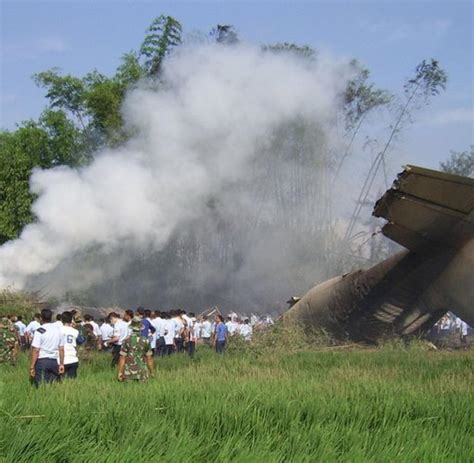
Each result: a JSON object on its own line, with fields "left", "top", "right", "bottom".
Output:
{"left": 0, "top": 346, "right": 472, "bottom": 462}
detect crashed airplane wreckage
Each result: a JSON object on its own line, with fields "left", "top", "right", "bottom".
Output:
{"left": 285, "top": 165, "right": 474, "bottom": 342}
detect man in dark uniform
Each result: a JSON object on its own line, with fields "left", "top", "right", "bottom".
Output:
{"left": 30, "top": 309, "right": 65, "bottom": 387}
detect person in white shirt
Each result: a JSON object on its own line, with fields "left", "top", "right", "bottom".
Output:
{"left": 100, "top": 317, "right": 114, "bottom": 350}
{"left": 60, "top": 311, "right": 82, "bottom": 379}
{"left": 124, "top": 309, "right": 134, "bottom": 327}
{"left": 25, "top": 313, "right": 42, "bottom": 347}
{"left": 265, "top": 315, "right": 274, "bottom": 326}
{"left": 200, "top": 316, "right": 212, "bottom": 346}
{"left": 172, "top": 311, "right": 185, "bottom": 353}
{"left": 193, "top": 317, "right": 202, "bottom": 342}
{"left": 187, "top": 313, "right": 199, "bottom": 357}
{"left": 14, "top": 316, "right": 27, "bottom": 350}
{"left": 239, "top": 319, "right": 253, "bottom": 341}
{"left": 455, "top": 317, "right": 470, "bottom": 345}
{"left": 30, "top": 308, "right": 65, "bottom": 387}
{"left": 438, "top": 314, "right": 452, "bottom": 332}
{"left": 163, "top": 313, "right": 177, "bottom": 355}
{"left": 109, "top": 312, "right": 131, "bottom": 367}
{"left": 151, "top": 311, "right": 166, "bottom": 356}
{"left": 54, "top": 314, "right": 63, "bottom": 330}
{"left": 182, "top": 313, "right": 193, "bottom": 330}
{"left": 225, "top": 317, "right": 237, "bottom": 336}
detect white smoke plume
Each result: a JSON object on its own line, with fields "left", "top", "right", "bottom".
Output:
{"left": 0, "top": 45, "right": 352, "bottom": 305}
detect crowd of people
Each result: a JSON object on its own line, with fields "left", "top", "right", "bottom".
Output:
{"left": 0, "top": 307, "right": 269, "bottom": 386}
{"left": 2, "top": 307, "right": 470, "bottom": 387}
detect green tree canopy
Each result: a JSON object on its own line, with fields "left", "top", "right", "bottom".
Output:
{"left": 139, "top": 15, "right": 182, "bottom": 76}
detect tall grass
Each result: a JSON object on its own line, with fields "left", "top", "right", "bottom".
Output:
{"left": 0, "top": 346, "right": 472, "bottom": 462}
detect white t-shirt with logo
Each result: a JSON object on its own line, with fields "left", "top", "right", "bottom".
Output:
{"left": 62, "top": 325, "right": 79, "bottom": 365}
{"left": 31, "top": 323, "right": 64, "bottom": 360}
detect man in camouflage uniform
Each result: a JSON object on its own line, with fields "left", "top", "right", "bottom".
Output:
{"left": 117, "top": 317, "right": 154, "bottom": 382}
{"left": 0, "top": 317, "right": 19, "bottom": 365}
{"left": 80, "top": 323, "right": 97, "bottom": 362}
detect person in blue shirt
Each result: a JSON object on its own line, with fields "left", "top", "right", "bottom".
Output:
{"left": 214, "top": 315, "right": 228, "bottom": 354}
{"left": 137, "top": 307, "right": 156, "bottom": 339}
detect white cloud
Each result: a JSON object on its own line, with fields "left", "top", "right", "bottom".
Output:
{"left": 35, "top": 36, "right": 67, "bottom": 53}
{"left": 361, "top": 18, "right": 452, "bottom": 43}
{"left": 387, "top": 24, "right": 412, "bottom": 42}
{"left": 421, "top": 108, "right": 474, "bottom": 127}
{"left": 1, "top": 36, "right": 67, "bottom": 64}
{"left": 0, "top": 94, "right": 17, "bottom": 104}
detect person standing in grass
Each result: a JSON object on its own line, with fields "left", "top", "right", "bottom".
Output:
{"left": 81, "top": 323, "right": 97, "bottom": 362}
{"left": 83, "top": 314, "right": 102, "bottom": 350}
{"left": 117, "top": 317, "right": 154, "bottom": 382}
{"left": 30, "top": 308, "right": 65, "bottom": 387}
{"left": 109, "top": 312, "right": 131, "bottom": 368}
{"left": 0, "top": 317, "right": 19, "bottom": 365}
{"left": 214, "top": 315, "right": 228, "bottom": 354}
{"left": 172, "top": 310, "right": 185, "bottom": 353}
{"left": 13, "top": 316, "right": 27, "bottom": 350}
{"left": 187, "top": 313, "right": 199, "bottom": 357}
{"left": 25, "top": 313, "right": 42, "bottom": 348}
{"left": 137, "top": 307, "right": 156, "bottom": 341}
{"left": 239, "top": 319, "right": 253, "bottom": 341}
{"left": 163, "top": 312, "right": 177, "bottom": 356}
{"left": 200, "top": 316, "right": 212, "bottom": 347}
{"left": 225, "top": 316, "right": 237, "bottom": 336}
{"left": 151, "top": 311, "right": 165, "bottom": 356}
{"left": 60, "top": 311, "right": 82, "bottom": 379}
{"left": 99, "top": 316, "right": 114, "bottom": 351}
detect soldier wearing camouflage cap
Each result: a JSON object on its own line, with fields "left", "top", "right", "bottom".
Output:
{"left": 117, "top": 316, "right": 154, "bottom": 382}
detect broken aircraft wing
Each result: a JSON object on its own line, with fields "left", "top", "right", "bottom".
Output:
{"left": 373, "top": 165, "right": 474, "bottom": 250}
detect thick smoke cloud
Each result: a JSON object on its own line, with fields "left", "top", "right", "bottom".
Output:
{"left": 0, "top": 45, "right": 352, "bottom": 310}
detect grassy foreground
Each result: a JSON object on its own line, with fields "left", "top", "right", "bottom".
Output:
{"left": 0, "top": 346, "right": 472, "bottom": 462}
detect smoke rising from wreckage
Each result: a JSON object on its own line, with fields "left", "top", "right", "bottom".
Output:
{"left": 286, "top": 165, "right": 474, "bottom": 342}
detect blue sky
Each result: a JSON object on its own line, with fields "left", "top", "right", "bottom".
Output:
{"left": 1, "top": 0, "right": 472, "bottom": 170}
